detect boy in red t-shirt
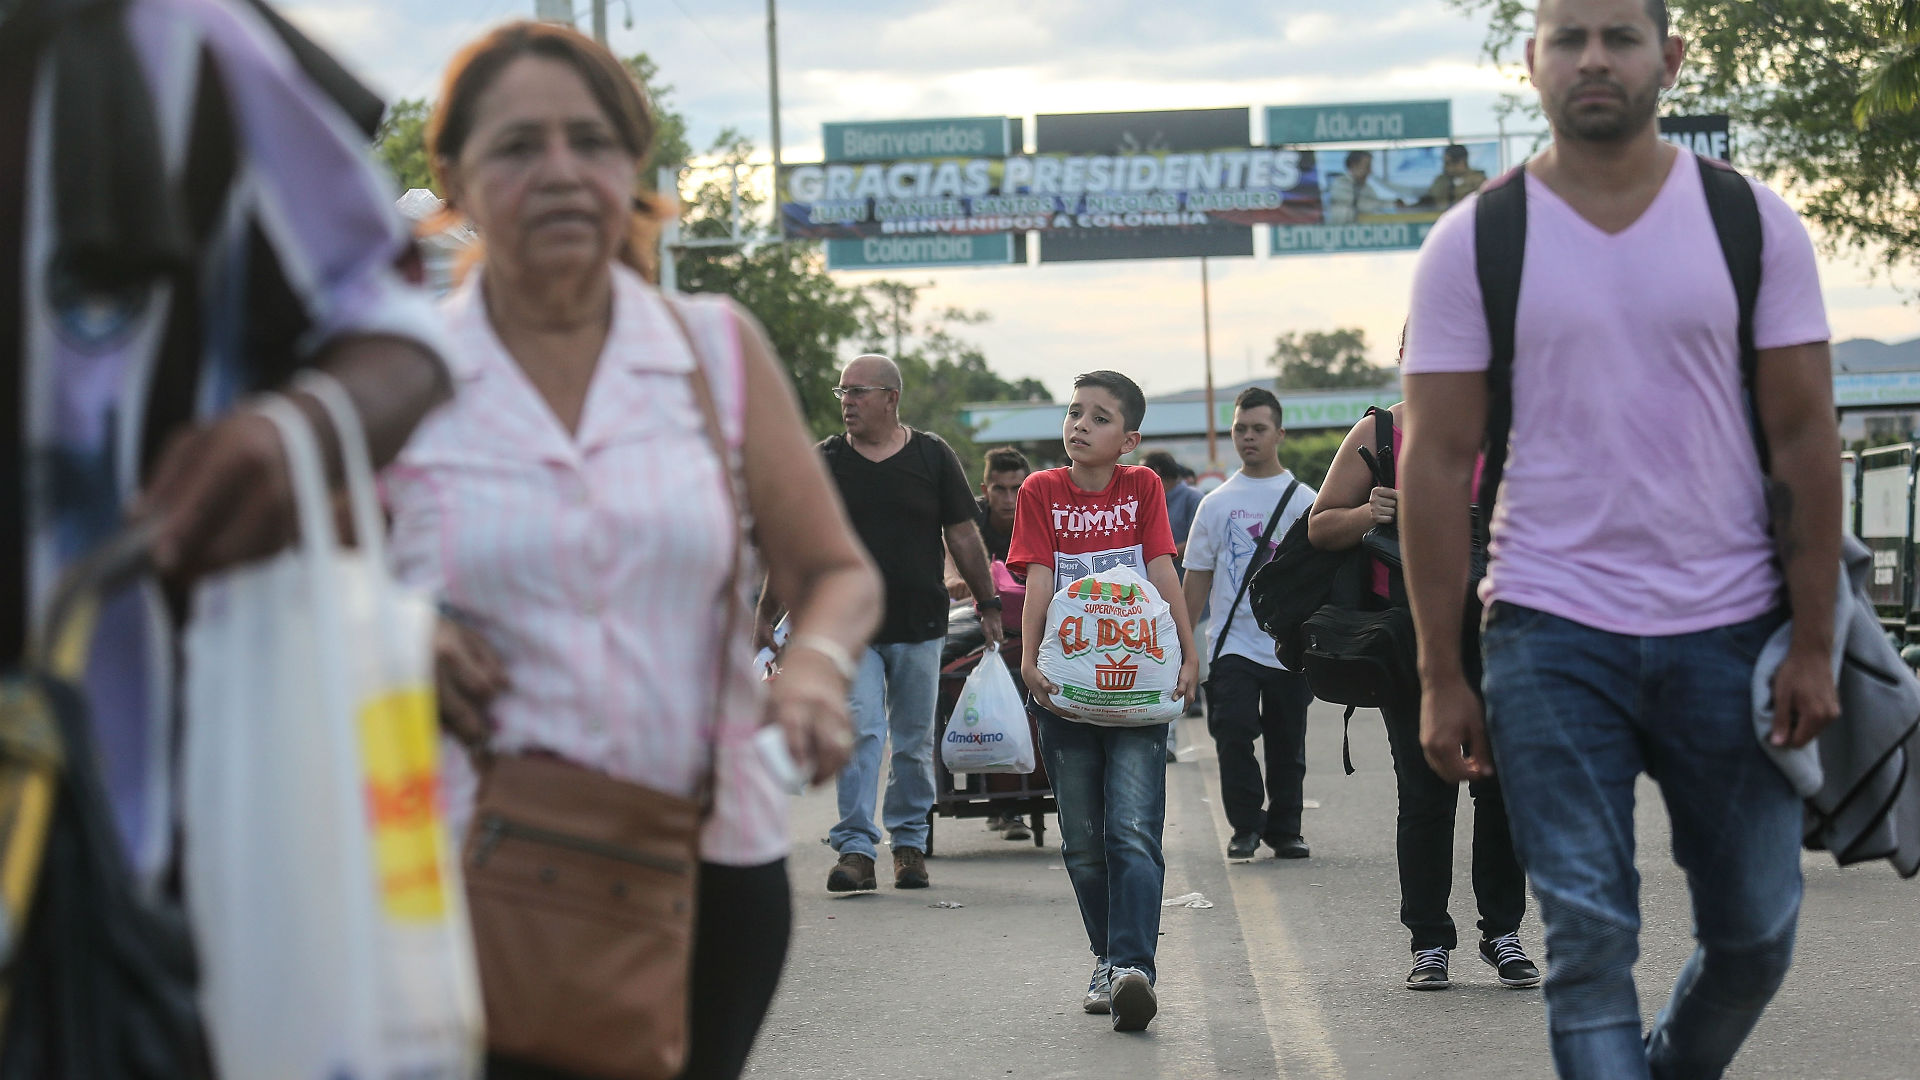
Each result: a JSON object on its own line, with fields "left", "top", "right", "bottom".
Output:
{"left": 1007, "top": 370, "right": 1198, "bottom": 1033}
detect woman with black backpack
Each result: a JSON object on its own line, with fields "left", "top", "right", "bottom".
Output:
{"left": 1307, "top": 333, "right": 1539, "bottom": 994}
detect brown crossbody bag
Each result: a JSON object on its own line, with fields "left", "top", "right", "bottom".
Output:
{"left": 460, "top": 297, "right": 745, "bottom": 1079}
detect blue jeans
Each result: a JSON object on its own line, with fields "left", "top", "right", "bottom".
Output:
{"left": 830, "top": 638, "right": 943, "bottom": 859}
{"left": 1034, "top": 706, "right": 1168, "bottom": 982}
{"left": 1480, "top": 603, "right": 1802, "bottom": 1080}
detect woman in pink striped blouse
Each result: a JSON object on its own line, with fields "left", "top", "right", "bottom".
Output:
{"left": 381, "top": 23, "right": 879, "bottom": 1080}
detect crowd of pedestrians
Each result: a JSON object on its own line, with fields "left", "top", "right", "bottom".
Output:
{"left": 0, "top": 0, "right": 1860, "bottom": 1077}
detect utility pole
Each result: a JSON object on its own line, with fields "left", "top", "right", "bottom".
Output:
{"left": 591, "top": 0, "right": 607, "bottom": 44}
{"left": 767, "top": 0, "right": 784, "bottom": 235}
{"left": 1201, "top": 257, "right": 1217, "bottom": 469}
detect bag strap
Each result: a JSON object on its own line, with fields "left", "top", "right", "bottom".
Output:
{"left": 1697, "top": 155, "right": 1768, "bottom": 472}
{"left": 1372, "top": 405, "right": 1395, "bottom": 488}
{"left": 1472, "top": 166, "right": 1528, "bottom": 524}
{"left": 657, "top": 296, "right": 749, "bottom": 792}
{"left": 1212, "top": 478, "right": 1301, "bottom": 667}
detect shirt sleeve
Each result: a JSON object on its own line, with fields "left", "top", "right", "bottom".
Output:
{"left": 1183, "top": 492, "right": 1219, "bottom": 573}
{"left": 1749, "top": 180, "right": 1831, "bottom": 352}
{"left": 1402, "top": 193, "right": 1493, "bottom": 375}
{"left": 1006, "top": 473, "right": 1054, "bottom": 577}
{"left": 190, "top": 0, "right": 449, "bottom": 368}
{"left": 931, "top": 436, "right": 977, "bottom": 527}
{"left": 1136, "top": 471, "right": 1178, "bottom": 564}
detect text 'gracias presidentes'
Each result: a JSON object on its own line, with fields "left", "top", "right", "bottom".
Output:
{"left": 779, "top": 149, "right": 1318, "bottom": 238}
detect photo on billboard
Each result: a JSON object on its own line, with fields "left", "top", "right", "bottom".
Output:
{"left": 1272, "top": 140, "right": 1500, "bottom": 256}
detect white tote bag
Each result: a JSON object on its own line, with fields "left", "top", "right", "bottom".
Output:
{"left": 940, "top": 650, "right": 1036, "bottom": 774}
{"left": 183, "top": 376, "right": 482, "bottom": 1080}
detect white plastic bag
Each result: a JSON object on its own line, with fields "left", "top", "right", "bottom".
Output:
{"left": 183, "top": 378, "right": 482, "bottom": 1080}
{"left": 1035, "top": 564, "right": 1184, "bottom": 726}
{"left": 941, "top": 650, "right": 1036, "bottom": 774}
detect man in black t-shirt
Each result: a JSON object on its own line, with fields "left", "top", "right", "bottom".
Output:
{"left": 756, "top": 354, "right": 1002, "bottom": 893}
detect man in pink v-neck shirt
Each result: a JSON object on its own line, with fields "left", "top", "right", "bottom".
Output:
{"left": 1397, "top": 0, "right": 1842, "bottom": 1077}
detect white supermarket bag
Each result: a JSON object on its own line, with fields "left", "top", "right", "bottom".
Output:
{"left": 183, "top": 375, "right": 482, "bottom": 1080}
{"left": 1035, "top": 564, "right": 1184, "bottom": 726}
{"left": 940, "top": 650, "right": 1036, "bottom": 774}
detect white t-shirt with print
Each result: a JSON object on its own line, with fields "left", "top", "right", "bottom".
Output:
{"left": 1185, "top": 470, "right": 1315, "bottom": 669}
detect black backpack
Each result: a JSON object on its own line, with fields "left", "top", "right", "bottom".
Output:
{"left": 1474, "top": 153, "right": 1766, "bottom": 518}
{"left": 1248, "top": 508, "right": 1372, "bottom": 671}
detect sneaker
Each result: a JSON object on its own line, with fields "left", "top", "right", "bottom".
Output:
{"left": 1000, "top": 816, "right": 1031, "bottom": 841}
{"left": 984, "top": 813, "right": 1008, "bottom": 833}
{"left": 1108, "top": 967, "right": 1158, "bottom": 1031}
{"left": 1268, "top": 834, "right": 1311, "bottom": 860}
{"left": 1406, "top": 946, "right": 1450, "bottom": 990}
{"left": 893, "top": 847, "right": 930, "bottom": 889}
{"left": 1082, "top": 959, "right": 1113, "bottom": 1014}
{"left": 826, "top": 852, "right": 876, "bottom": 893}
{"left": 1479, "top": 932, "right": 1542, "bottom": 988}
{"left": 1226, "top": 830, "right": 1261, "bottom": 861}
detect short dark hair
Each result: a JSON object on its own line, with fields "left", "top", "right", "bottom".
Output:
{"left": 1072, "top": 370, "right": 1147, "bottom": 432}
{"left": 1345, "top": 149, "right": 1372, "bottom": 169}
{"left": 1443, "top": 143, "right": 1470, "bottom": 164}
{"left": 983, "top": 446, "right": 1030, "bottom": 477}
{"left": 1139, "top": 450, "right": 1181, "bottom": 483}
{"left": 1646, "top": 0, "right": 1669, "bottom": 38}
{"left": 1234, "top": 386, "right": 1285, "bottom": 427}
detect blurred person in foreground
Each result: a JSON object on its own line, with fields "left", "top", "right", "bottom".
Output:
{"left": 0, "top": 0, "right": 449, "bottom": 882}
{"left": 1399, "top": 0, "right": 1838, "bottom": 1075}
{"left": 381, "top": 22, "right": 879, "bottom": 1080}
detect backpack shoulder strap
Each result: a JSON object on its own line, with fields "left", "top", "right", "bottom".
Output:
{"left": 1696, "top": 154, "right": 1769, "bottom": 471}
{"left": 1473, "top": 166, "right": 1528, "bottom": 523}
{"left": 1370, "top": 405, "right": 1395, "bottom": 488}
{"left": 1211, "top": 479, "right": 1302, "bottom": 667}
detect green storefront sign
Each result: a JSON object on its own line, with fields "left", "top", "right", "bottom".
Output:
{"left": 825, "top": 233, "right": 1016, "bottom": 271}
{"left": 823, "top": 117, "right": 1012, "bottom": 162}
{"left": 1219, "top": 393, "right": 1387, "bottom": 430}
{"left": 1265, "top": 100, "right": 1452, "bottom": 144}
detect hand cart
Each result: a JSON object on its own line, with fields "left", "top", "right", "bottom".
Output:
{"left": 926, "top": 635, "right": 1053, "bottom": 856}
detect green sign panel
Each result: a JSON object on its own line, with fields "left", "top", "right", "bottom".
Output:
{"left": 823, "top": 117, "right": 1012, "bottom": 162}
{"left": 826, "top": 233, "right": 1016, "bottom": 271}
{"left": 1217, "top": 392, "right": 1390, "bottom": 430}
{"left": 1265, "top": 100, "right": 1451, "bottom": 144}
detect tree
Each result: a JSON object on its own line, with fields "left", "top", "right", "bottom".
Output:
{"left": 1857, "top": 0, "right": 1920, "bottom": 127}
{"left": 375, "top": 97, "right": 434, "bottom": 192}
{"left": 851, "top": 280, "right": 1050, "bottom": 479}
{"left": 1268, "top": 328, "right": 1394, "bottom": 390}
{"left": 1277, "top": 430, "right": 1349, "bottom": 492}
{"left": 1447, "top": 0, "right": 1920, "bottom": 273}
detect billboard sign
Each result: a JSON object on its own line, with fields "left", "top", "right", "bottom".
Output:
{"left": 1269, "top": 141, "right": 1500, "bottom": 256}
{"left": 1035, "top": 108, "right": 1256, "bottom": 262}
{"left": 1658, "top": 114, "right": 1731, "bottom": 163}
{"left": 1265, "top": 100, "right": 1452, "bottom": 145}
{"left": 778, "top": 147, "right": 1320, "bottom": 241}
{"left": 825, "top": 233, "right": 1019, "bottom": 271}
{"left": 823, "top": 116, "right": 1014, "bottom": 162}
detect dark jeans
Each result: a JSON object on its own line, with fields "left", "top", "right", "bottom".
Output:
{"left": 1482, "top": 603, "right": 1800, "bottom": 1080}
{"left": 1204, "top": 655, "right": 1311, "bottom": 841}
{"left": 1379, "top": 696, "right": 1526, "bottom": 952}
{"left": 488, "top": 859, "right": 793, "bottom": 1080}
{"left": 1033, "top": 705, "right": 1168, "bottom": 982}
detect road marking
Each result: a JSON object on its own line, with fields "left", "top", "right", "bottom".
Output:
{"left": 1193, "top": 749, "right": 1348, "bottom": 1080}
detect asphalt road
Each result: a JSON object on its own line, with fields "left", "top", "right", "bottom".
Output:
{"left": 743, "top": 699, "right": 1920, "bottom": 1080}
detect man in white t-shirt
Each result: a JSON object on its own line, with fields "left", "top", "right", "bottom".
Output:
{"left": 1183, "top": 388, "right": 1317, "bottom": 862}
{"left": 1398, "top": 0, "right": 1841, "bottom": 1076}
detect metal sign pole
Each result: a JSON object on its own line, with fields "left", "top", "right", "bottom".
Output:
{"left": 1201, "top": 257, "right": 1217, "bottom": 469}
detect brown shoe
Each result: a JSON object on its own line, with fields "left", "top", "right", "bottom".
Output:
{"left": 826, "top": 852, "right": 876, "bottom": 893}
{"left": 893, "top": 847, "right": 930, "bottom": 889}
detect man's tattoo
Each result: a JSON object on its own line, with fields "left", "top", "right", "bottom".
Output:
{"left": 1766, "top": 478, "right": 1799, "bottom": 563}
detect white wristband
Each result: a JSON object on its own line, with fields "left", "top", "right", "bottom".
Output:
{"left": 787, "top": 633, "right": 860, "bottom": 682}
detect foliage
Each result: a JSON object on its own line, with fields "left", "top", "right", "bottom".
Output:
{"left": 375, "top": 98, "right": 435, "bottom": 193}
{"left": 1268, "top": 328, "right": 1394, "bottom": 390}
{"left": 853, "top": 280, "right": 1051, "bottom": 480}
{"left": 1277, "top": 430, "right": 1350, "bottom": 492}
{"left": 1856, "top": 1, "right": 1920, "bottom": 127}
{"left": 1446, "top": 0, "right": 1920, "bottom": 275}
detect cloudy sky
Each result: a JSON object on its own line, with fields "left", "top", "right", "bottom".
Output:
{"left": 285, "top": 0, "right": 1920, "bottom": 398}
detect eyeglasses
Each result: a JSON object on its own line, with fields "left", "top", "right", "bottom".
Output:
{"left": 831, "top": 386, "right": 895, "bottom": 400}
